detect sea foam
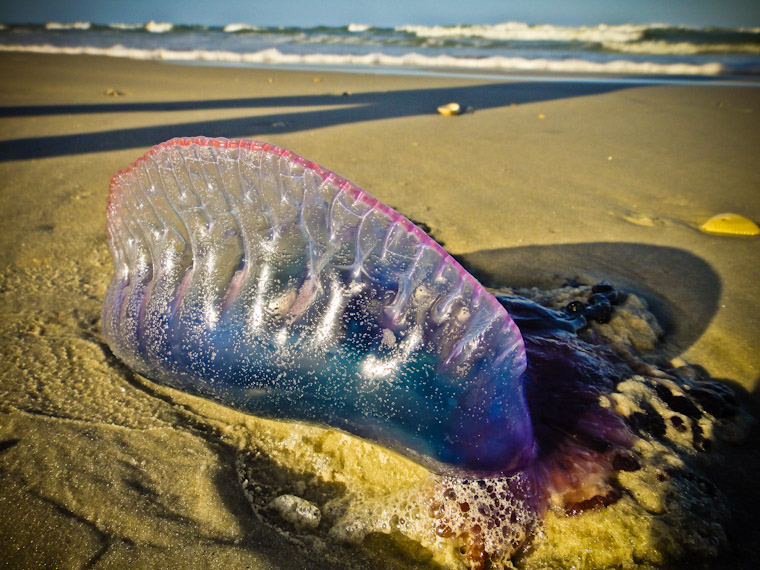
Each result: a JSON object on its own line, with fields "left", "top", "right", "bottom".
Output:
{"left": 44, "top": 22, "right": 91, "bottom": 31}
{"left": 0, "top": 43, "right": 734, "bottom": 75}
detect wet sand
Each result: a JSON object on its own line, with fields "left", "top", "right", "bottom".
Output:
{"left": 0, "top": 52, "right": 758, "bottom": 569}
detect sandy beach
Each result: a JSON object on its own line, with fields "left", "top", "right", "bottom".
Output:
{"left": 0, "top": 52, "right": 758, "bottom": 569}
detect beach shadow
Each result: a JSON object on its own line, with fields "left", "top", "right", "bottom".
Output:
{"left": 456, "top": 242, "right": 721, "bottom": 354}
{"left": 0, "top": 81, "right": 630, "bottom": 161}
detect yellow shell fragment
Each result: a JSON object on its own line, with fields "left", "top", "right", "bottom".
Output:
{"left": 699, "top": 212, "right": 760, "bottom": 236}
{"left": 437, "top": 102, "right": 461, "bottom": 116}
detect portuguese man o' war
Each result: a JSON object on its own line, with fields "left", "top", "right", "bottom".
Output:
{"left": 104, "top": 136, "right": 535, "bottom": 477}
{"left": 103, "top": 138, "right": 741, "bottom": 568}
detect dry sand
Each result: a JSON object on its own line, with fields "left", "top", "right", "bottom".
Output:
{"left": 0, "top": 53, "right": 758, "bottom": 569}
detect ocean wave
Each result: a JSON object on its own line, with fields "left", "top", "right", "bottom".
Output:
{"left": 0, "top": 43, "right": 743, "bottom": 75}
{"left": 603, "top": 40, "right": 760, "bottom": 55}
{"left": 348, "top": 24, "right": 372, "bottom": 33}
{"left": 11, "top": 21, "right": 759, "bottom": 59}
{"left": 145, "top": 21, "right": 173, "bottom": 33}
{"left": 223, "top": 23, "right": 261, "bottom": 33}
{"left": 397, "top": 22, "right": 655, "bottom": 44}
{"left": 108, "top": 23, "right": 143, "bottom": 31}
{"left": 44, "top": 22, "right": 91, "bottom": 31}
{"left": 397, "top": 21, "right": 760, "bottom": 55}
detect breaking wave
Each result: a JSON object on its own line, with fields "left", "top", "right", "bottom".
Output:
{"left": 1, "top": 20, "right": 757, "bottom": 76}
{"left": 0, "top": 43, "right": 742, "bottom": 75}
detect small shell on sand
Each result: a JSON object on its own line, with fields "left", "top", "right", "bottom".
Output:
{"left": 437, "top": 102, "right": 461, "bottom": 116}
{"left": 699, "top": 213, "right": 760, "bottom": 236}
{"left": 267, "top": 494, "right": 321, "bottom": 529}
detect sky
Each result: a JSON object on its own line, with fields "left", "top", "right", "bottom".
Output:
{"left": 1, "top": 0, "right": 758, "bottom": 29}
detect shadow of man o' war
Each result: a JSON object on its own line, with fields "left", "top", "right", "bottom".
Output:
{"left": 102, "top": 137, "right": 749, "bottom": 569}
{"left": 458, "top": 242, "right": 721, "bottom": 355}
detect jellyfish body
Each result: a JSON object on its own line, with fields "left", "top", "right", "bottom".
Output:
{"left": 103, "top": 137, "right": 540, "bottom": 477}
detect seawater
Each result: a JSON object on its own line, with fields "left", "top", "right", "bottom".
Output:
{"left": 0, "top": 20, "right": 759, "bottom": 76}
